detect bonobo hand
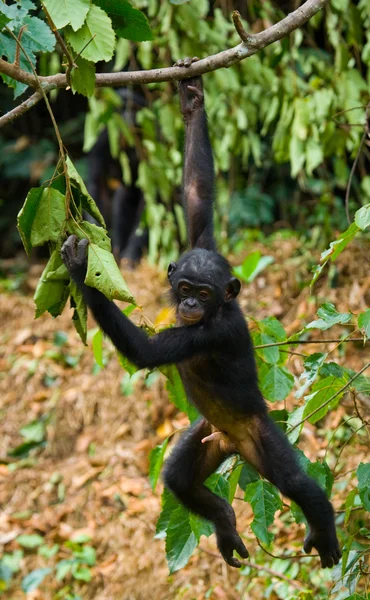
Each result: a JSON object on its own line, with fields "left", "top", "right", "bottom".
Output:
{"left": 174, "top": 57, "right": 204, "bottom": 118}
{"left": 304, "top": 527, "right": 342, "bottom": 568}
{"left": 61, "top": 235, "right": 89, "bottom": 281}
{"left": 216, "top": 526, "right": 249, "bottom": 568}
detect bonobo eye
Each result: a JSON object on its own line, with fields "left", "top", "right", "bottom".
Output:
{"left": 167, "top": 262, "right": 177, "bottom": 278}
{"left": 179, "top": 284, "right": 190, "bottom": 296}
{"left": 199, "top": 290, "right": 210, "bottom": 301}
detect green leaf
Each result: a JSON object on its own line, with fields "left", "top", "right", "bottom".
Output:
{"left": 66, "top": 5, "right": 115, "bottom": 63}
{"left": 34, "top": 251, "right": 69, "bottom": 318}
{"left": 43, "top": 0, "right": 90, "bottom": 31}
{"left": 21, "top": 568, "right": 52, "bottom": 593}
{"left": 358, "top": 309, "right": 370, "bottom": 338}
{"left": 70, "top": 56, "right": 96, "bottom": 97}
{"left": 238, "top": 463, "right": 260, "bottom": 491}
{"left": 233, "top": 251, "right": 274, "bottom": 283}
{"left": 20, "top": 419, "right": 45, "bottom": 443}
{"left": 149, "top": 439, "right": 169, "bottom": 492}
{"left": 355, "top": 203, "right": 370, "bottom": 231}
{"left": 30, "top": 187, "right": 66, "bottom": 247}
{"left": 17, "top": 534, "right": 44, "bottom": 549}
{"left": 67, "top": 219, "right": 111, "bottom": 252}
{"left": 85, "top": 243, "right": 134, "bottom": 303}
{"left": 93, "top": 0, "right": 153, "bottom": 42}
{"left": 66, "top": 156, "right": 106, "bottom": 227}
{"left": 155, "top": 488, "right": 180, "bottom": 540}
{"left": 92, "top": 329, "right": 104, "bottom": 367}
{"left": 118, "top": 352, "right": 139, "bottom": 376}
{"left": 205, "top": 473, "right": 230, "bottom": 500}
{"left": 357, "top": 463, "right": 370, "bottom": 511}
{"left": 0, "top": 11, "right": 11, "bottom": 29}
{"left": 253, "top": 317, "right": 286, "bottom": 365}
{"left": 244, "top": 480, "right": 282, "bottom": 545}
{"left": 72, "top": 566, "right": 92, "bottom": 581}
{"left": 306, "top": 302, "right": 352, "bottom": 331}
{"left": 311, "top": 223, "right": 359, "bottom": 286}
{"left": 303, "top": 375, "right": 349, "bottom": 424}
{"left": 165, "top": 505, "right": 197, "bottom": 573}
{"left": 17, "top": 187, "right": 44, "bottom": 255}
{"left": 296, "top": 353, "right": 327, "bottom": 398}
{"left": 69, "top": 280, "right": 87, "bottom": 344}
{"left": 189, "top": 514, "right": 214, "bottom": 540}
{"left": 305, "top": 138, "right": 323, "bottom": 175}
{"left": 259, "top": 363, "right": 294, "bottom": 402}
{"left": 164, "top": 366, "right": 199, "bottom": 422}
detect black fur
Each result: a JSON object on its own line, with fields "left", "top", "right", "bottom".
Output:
{"left": 61, "top": 62, "right": 341, "bottom": 569}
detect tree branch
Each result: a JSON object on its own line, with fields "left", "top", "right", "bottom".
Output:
{"left": 0, "top": 89, "right": 43, "bottom": 127}
{"left": 0, "top": 0, "right": 328, "bottom": 94}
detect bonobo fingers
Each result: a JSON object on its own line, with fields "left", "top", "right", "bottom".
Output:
{"left": 61, "top": 235, "right": 89, "bottom": 274}
{"left": 304, "top": 528, "right": 342, "bottom": 568}
{"left": 173, "top": 56, "right": 199, "bottom": 68}
{"left": 216, "top": 528, "right": 249, "bottom": 569}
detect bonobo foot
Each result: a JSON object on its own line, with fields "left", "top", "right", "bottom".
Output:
{"left": 216, "top": 525, "right": 249, "bottom": 568}
{"left": 174, "top": 57, "right": 204, "bottom": 118}
{"left": 304, "top": 527, "right": 342, "bottom": 568}
{"left": 61, "top": 235, "right": 89, "bottom": 277}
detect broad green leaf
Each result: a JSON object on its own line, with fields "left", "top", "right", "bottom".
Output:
{"left": 17, "top": 187, "right": 43, "bottom": 255}
{"left": 305, "top": 137, "right": 323, "bottom": 175}
{"left": 0, "top": 11, "right": 11, "bottom": 29}
{"left": 118, "top": 352, "right": 139, "bottom": 376}
{"left": 357, "top": 463, "right": 370, "bottom": 511}
{"left": 164, "top": 366, "right": 199, "bottom": 422}
{"left": 295, "top": 353, "right": 327, "bottom": 398}
{"left": 355, "top": 203, "right": 370, "bottom": 231}
{"left": 205, "top": 473, "right": 230, "bottom": 500}
{"left": 165, "top": 505, "right": 197, "bottom": 573}
{"left": 70, "top": 56, "right": 96, "bottom": 97}
{"left": 259, "top": 363, "right": 294, "bottom": 402}
{"left": 286, "top": 405, "right": 305, "bottom": 444}
{"left": 17, "top": 534, "right": 44, "bottom": 548}
{"left": 253, "top": 332, "right": 280, "bottom": 364}
{"left": 66, "top": 156, "right": 105, "bottom": 227}
{"left": 189, "top": 514, "right": 214, "bottom": 540}
{"left": 92, "top": 329, "right": 103, "bottom": 367}
{"left": 269, "top": 409, "right": 289, "bottom": 431}
{"left": 69, "top": 280, "right": 87, "bottom": 344}
{"left": 306, "top": 302, "right": 352, "bottom": 331}
{"left": 72, "top": 566, "right": 91, "bottom": 581}
{"left": 20, "top": 419, "right": 45, "bottom": 442}
{"left": 149, "top": 439, "right": 169, "bottom": 491}
{"left": 85, "top": 243, "right": 134, "bottom": 303}
{"left": 244, "top": 480, "right": 282, "bottom": 545}
{"left": 233, "top": 251, "right": 274, "bottom": 283}
{"left": 155, "top": 488, "right": 180, "bottom": 540}
{"left": 66, "top": 5, "right": 115, "bottom": 63}
{"left": 303, "top": 375, "right": 349, "bottom": 424}
{"left": 66, "top": 219, "right": 111, "bottom": 252}
{"left": 238, "top": 463, "right": 260, "bottom": 491}
{"left": 34, "top": 252, "right": 69, "bottom": 318}
{"left": 21, "top": 568, "right": 52, "bottom": 593}
{"left": 43, "top": 0, "right": 90, "bottom": 31}
{"left": 358, "top": 309, "right": 370, "bottom": 338}
{"left": 93, "top": 0, "right": 153, "bottom": 42}
{"left": 30, "top": 187, "right": 66, "bottom": 247}
{"left": 228, "top": 463, "right": 243, "bottom": 503}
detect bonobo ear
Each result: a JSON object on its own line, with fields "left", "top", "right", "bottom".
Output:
{"left": 167, "top": 262, "right": 177, "bottom": 279}
{"left": 224, "top": 277, "right": 241, "bottom": 302}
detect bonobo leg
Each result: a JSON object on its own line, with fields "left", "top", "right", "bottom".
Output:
{"left": 237, "top": 415, "right": 342, "bottom": 568}
{"left": 163, "top": 419, "right": 249, "bottom": 568}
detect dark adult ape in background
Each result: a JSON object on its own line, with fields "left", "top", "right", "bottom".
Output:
{"left": 86, "top": 87, "right": 148, "bottom": 264}
{"left": 61, "top": 60, "right": 341, "bottom": 570}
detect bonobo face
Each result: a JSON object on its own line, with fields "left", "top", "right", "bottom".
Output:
{"left": 167, "top": 249, "right": 241, "bottom": 325}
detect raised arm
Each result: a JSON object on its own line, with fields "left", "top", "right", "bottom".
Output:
{"left": 177, "top": 58, "right": 215, "bottom": 251}
{"left": 61, "top": 236, "right": 211, "bottom": 369}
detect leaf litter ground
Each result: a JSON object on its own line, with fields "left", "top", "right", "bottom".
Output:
{"left": 0, "top": 235, "right": 369, "bottom": 599}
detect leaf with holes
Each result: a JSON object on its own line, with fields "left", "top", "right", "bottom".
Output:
{"left": 85, "top": 243, "right": 134, "bottom": 303}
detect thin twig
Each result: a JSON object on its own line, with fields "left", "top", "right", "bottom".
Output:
{"left": 199, "top": 546, "right": 305, "bottom": 590}
{"left": 254, "top": 337, "right": 365, "bottom": 349}
{"left": 232, "top": 11, "right": 258, "bottom": 46}
{"left": 0, "top": 89, "right": 43, "bottom": 126}
{"left": 256, "top": 538, "right": 319, "bottom": 560}
{"left": 345, "top": 129, "right": 367, "bottom": 224}
{"left": 288, "top": 361, "right": 370, "bottom": 433}
{"left": 41, "top": 2, "right": 76, "bottom": 85}
{"left": 14, "top": 26, "right": 26, "bottom": 68}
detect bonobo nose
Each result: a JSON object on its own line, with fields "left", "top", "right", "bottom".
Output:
{"left": 184, "top": 298, "right": 197, "bottom": 308}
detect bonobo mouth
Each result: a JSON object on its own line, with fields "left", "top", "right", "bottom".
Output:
{"left": 179, "top": 307, "right": 204, "bottom": 325}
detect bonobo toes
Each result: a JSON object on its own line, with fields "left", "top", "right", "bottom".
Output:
{"left": 304, "top": 528, "right": 342, "bottom": 568}
{"left": 216, "top": 527, "right": 249, "bottom": 568}
{"left": 61, "top": 235, "right": 89, "bottom": 274}
{"left": 173, "top": 56, "right": 199, "bottom": 68}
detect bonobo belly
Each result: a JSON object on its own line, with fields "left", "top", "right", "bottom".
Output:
{"left": 178, "top": 358, "right": 242, "bottom": 433}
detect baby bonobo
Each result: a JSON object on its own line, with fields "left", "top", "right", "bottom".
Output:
{"left": 61, "top": 58, "right": 341, "bottom": 569}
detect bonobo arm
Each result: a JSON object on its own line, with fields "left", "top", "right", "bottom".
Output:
{"left": 61, "top": 236, "right": 215, "bottom": 369}
{"left": 176, "top": 58, "right": 215, "bottom": 251}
